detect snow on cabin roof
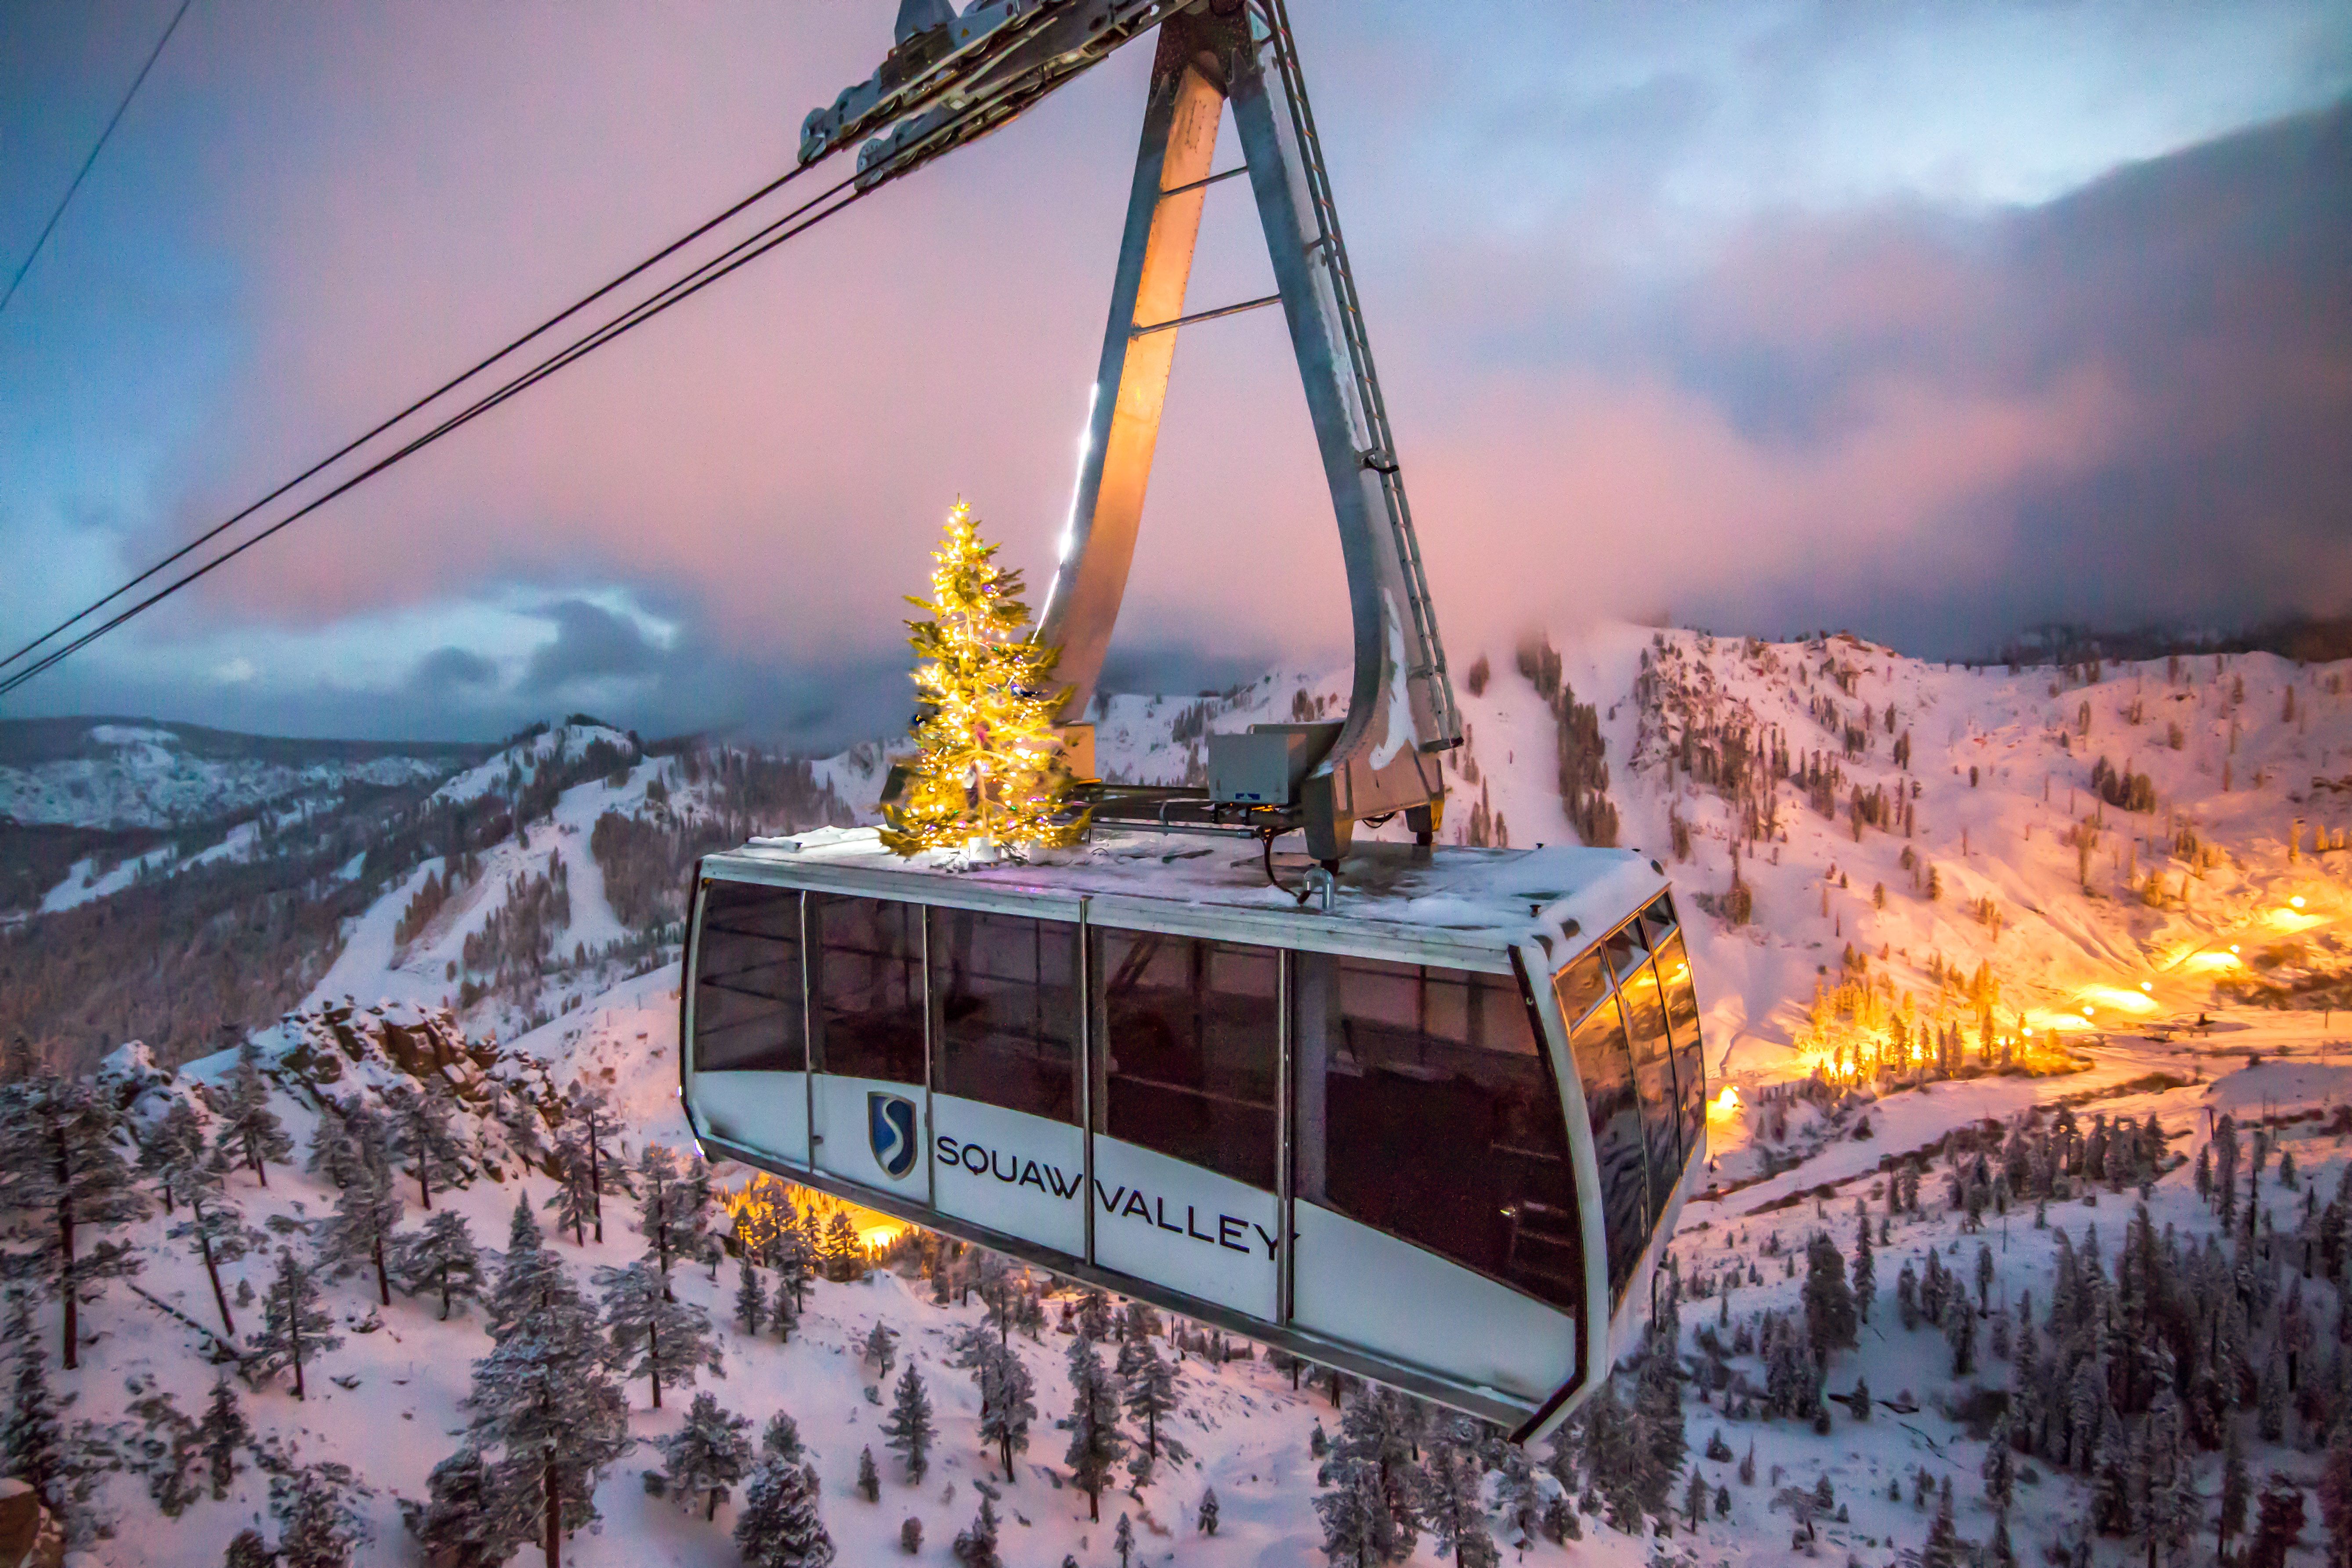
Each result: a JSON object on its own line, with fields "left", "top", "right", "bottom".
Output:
{"left": 703, "top": 827, "right": 1669, "bottom": 973}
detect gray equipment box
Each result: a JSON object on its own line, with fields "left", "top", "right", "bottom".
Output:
{"left": 1207, "top": 722, "right": 1342, "bottom": 805}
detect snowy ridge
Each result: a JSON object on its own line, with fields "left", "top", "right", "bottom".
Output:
{"left": 0, "top": 723, "right": 463, "bottom": 829}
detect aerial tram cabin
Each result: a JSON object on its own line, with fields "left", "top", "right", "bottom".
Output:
{"left": 680, "top": 828, "right": 1706, "bottom": 1442}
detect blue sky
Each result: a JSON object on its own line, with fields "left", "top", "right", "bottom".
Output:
{"left": 2, "top": 1, "right": 2347, "bottom": 744}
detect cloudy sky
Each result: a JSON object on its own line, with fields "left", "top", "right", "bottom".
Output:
{"left": 1, "top": 1, "right": 2346, "bottom": 745}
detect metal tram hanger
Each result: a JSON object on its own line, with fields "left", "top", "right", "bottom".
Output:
{"left": 810, "top": 0, "right": 1464, "bottom": 869}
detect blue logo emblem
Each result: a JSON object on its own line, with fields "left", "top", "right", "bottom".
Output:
{"left": 868, "top": 1092, "right": 919, "bottom": 1180}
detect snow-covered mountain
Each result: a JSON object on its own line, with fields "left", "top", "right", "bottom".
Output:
{"left": 7, "top": 626, "right": 2352, "bottom": 1568}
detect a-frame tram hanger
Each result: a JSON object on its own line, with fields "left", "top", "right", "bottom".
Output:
{"left": 803, "top": 0, "right": 1464, "bottom": 869}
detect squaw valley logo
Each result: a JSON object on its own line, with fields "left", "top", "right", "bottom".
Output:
{"left": 868, "top": 1092, "right": 919, "bottom": 1180}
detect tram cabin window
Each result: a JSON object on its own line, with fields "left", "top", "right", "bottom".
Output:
{"left": 1552, "top": 950, "right": 1610, "bottom": 1030}
{"left": 810, "top": 894, "right": 925, "bottom": 1086}
{"left": 1564, "top": 979, "right": 1649, "bottom": 1305}
{"left": 1615, "top": 952, "right": 1684, "bottom": 1224}
{"left": 1654, "top": 928, "right": 1706, "bottom": 1155}
{"left": 1095, "top": 930, "right": 1278, "bottom": 1190}
{"left": 931, "top": 907, "right": 1080, "bottom": 1123}
{"left": 1293, "top": 954, "right": 1584, "bottom": 1310}
{"left": 1603, "top": 923, "right": 1649, "bottom": 981}
{"left": 692, "top": 882, "right": 806, "bottom": 1072}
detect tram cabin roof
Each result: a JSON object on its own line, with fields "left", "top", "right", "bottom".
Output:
{"left": 703, "top": 827, "right": 1670, "bottom": 972}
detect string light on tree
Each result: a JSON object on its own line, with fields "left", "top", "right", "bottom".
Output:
{"left": 880, "top": 500, "right": 1088, "bottom": 859}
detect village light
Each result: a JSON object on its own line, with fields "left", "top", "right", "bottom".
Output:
{"left": 2292, "top": 895, "right": 2307, "bottom": 909}
{"left": 2141, "top": 981, "right": 2153, "bottom": 992}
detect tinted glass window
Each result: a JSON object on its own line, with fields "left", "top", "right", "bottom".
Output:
{"left": 1639, "top": 895, "right": 1676, "bottom": 945}
{"left": 1293, "top": 955, "right": 1582, "bottom": 1310}
{"left": 691, "top": 881, "right": 804, "bottom": 1072}
{"left": 1618, "top": 959, "right": 1683, "bottom": 1224}
{"left": 932, "top": 907, "right": 1078, "bottom": 1123}
{"left": 1552, "top": 949, "right": 1610, "bottom": 1027}
{"left": 1567, "top": 987, "right": 1648, "bottom": 1306}
{"left": 1654, "top": 930, "right": 1705, "bottom": 1156}
{"left": 811, "top": 895, "right": 925, "bottom": 1086}
{"left": 1603, "top": 923, "right": 1649, "bottom": 980}
{"left": 1096, "top": 930, "right": 1277, "bottom": 1190}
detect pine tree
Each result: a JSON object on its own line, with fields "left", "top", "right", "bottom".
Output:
{"left": 316, "top": 1122, "right": 403, "bottom": 1307}
{"left": 735, "top": 1254, "right": 767, "bottom": 1336}
{"left": 735, "top": 1455, "right": 836, "bottom": 1568}
{"left": 391, "top": 1208, "right": 484, "bottom": 1321}
{"left": 140, "top": 1096, "right": 206, "bottom": 1216}
{"left": 0, "top": 1293, "right": 68, "bottom": 1510}
{"left": 223, "top": 1528, "right": 273, "bottom": 1568}
{"left": 857, "top": 1446, "right": 880, "bottom": 1503}
{"left": 2320, "top": 1420, "right": 2352, "bottom": 1568}
{"left": 597, "top": 1259, "right": 722, "bottom": 1409}
{"left": 823, "top": 1211, "right": 865, "bottom": 1281}
{"left": 1315, "top": 1455, "right": 1390, "bottom": 1567}
{"left": 950, "top": 1494, "right": 1002, "bottom": 1568}
{"left": 762, "top": 1412, "right": 804, "bottom": 1466}
{"left": 656, "top": 1391, "right": 755, "bottom": 1521}
{"left": 404, "top": 1446, "right": 502, "bottom": 1568}
{"left": 545, "top": 1127, "right": 597, "bottom": 1246}
{"left": 978, "top": 1341, "right": 1036, "bottom": 1481}
{"left": 170, "top": 1144, "right": 250, "bottom": 1337}
{"left": 558, "top": 1088, "right": 628, "bottom": 1246}
{"left": 879, "top": 500, "right": 1086, "bottom": 856}
{"left": 2251, "top": 1474, "right": 2306, "bottom": 1568}
{"left": 1683, "top": 1466, "right": 1709, "bottom": 1529}
{"left": 213, "top": 1039, "right": 293, "bottom": 1186}
{"left": 881, "top": 1365, "right": 935, "bottom": 1484}
{"left": 1425, "top": 1442, "right": 1498, "bottom": 1567}
{"left": 1123, "top": 1337, "right": 1179, "bottom": 1466}
{"left": 1982, "top": 1411, "right": 2015, "bottom": 1510}
{"left": 485, "top": 1192, "right": 550, "bottom": 1343}
{"left": 2, "top": 1076, "right": 150, "bottom": 1367}
{"left": 1943, "top": 1293, "right": 1976, "bottom": 1376}
{"left": 387, "top": 1081, "right": 466, "bottom": 1209}
{"left": 199, "top": 1373, "right": 249, "bottom": 1501}
{"left": 1114, "top": 1511, "right": 1136, "bottom": 1568}
{"left": 272, "top": 1463, "right": 359, "bottom": 1568}
{"left": 1060, "top": 1338, "right": 1128, "bottom": 1521}
{"left": 1496, "top": 1446, "right": 1541, "bottom": 1545}
{"left": 1920, "top": 1475, "right": 1962, "bottom": 1568}
{"left": 2260, "top": 1349, "right": 2288, "bottom": 1441}
{"left": 252, "top": 1247, "right": 341, "bottom": 1400}
{"left": 1803, "top": 1233, "right": 1858, "bottom": 1364}
{"left": 462, "top": 1230, "right": 629, "bottom": 1568}
{"left": 1199, "top": 1485, "right": 1220, "bottom": 1535}
{"left": 864, "top": 1319, "right": 899, "bottom": 1381}
{"left": 635, "top": 1144, "right": 694, "bottom": 1286}
{"left": 1853, "top": 1210, "right": 1876, "bottom": 1324}
{"left": 771, "top": 1271, "right": 799, "bottom": 1343}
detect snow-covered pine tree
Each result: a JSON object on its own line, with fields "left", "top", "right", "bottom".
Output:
{"left": 864, "top": 1319, "right": 899, "bottom": 1380}
{"left": 403, "top": 1445, "right": 501, "bottom": 1568}
{"left": 735, "top": 1454, "right": 836, "bottom": 1568}
{"left": 212, "top": 1039, "right": 293, "bottom": 1187}
{"left": 392, "top": 1207, "right": 484, "bottom": 1321}
{"left": 680, "top": 1155, "right": 720, "bottom": 1279}
{"left": 1802, "top": 1233, "right": 1857, "bottom": 1365}
{"left": 978, "top": 1340, "right": 1036, "bottom": 1481}
{"left": 1, "top": 1075, "right": 149, "bottom": 1367}
{"left": 857, "top": 1446, "right": 880, "bottom": 1502}
{"left": 140, "top": 1096, "right": 205, "bottom": 1216}
{"left": 1943, "top": 1293, "right": 1976, "bottom": 1376}
{"left": 2250, "top": 1474, "right": 2306, "bottom": 1568}
{"left": 386, "top": 1080, "right": 465, "bottom": 1209}
{"left": 949, "top": 1493, "right": 1001, "bottom": 1568}
{"left": 1853, "top": 1210, "right": 1876, "bottom": 1323}
{"left": 170, "top": 1144, "right": 249, "bottom": 1337}
{"left": 316, "top": 1123, "right": 403, "bottom": 1307}
{"left": 1919, "top": 1475, "right": 1962, "bottom": 1568}
{"left": 1329, "top": 1383, "right": 1426, "bottom": 1552}
{"left": 597, "top": 1258, "right": 721, "bottom": 1410}
{"left": 1314, "top": 1455, "right": 1393, "bottom": 1566}
{"left": 271, "top": 1463, "right": 362, "bottom": 1568}
{"left": 2222, "top": 1421, "right": 2251, "bottom": 1556}
{"left": 1427, "top": 1443, "right": 1499, "bottom": 1568}
{"left": 545, "top": 1126, "right": 597, "bottom": 1247}
{"left": 735, "top": 1254, "right": 767, "bottom": 1336}
{"left": 1896, "top": 1258, "right": 1919, "bottom": 1329}
{"left": 771, "top": 1271, "right": 800, "bottom": 1343}
{"left": 252, "top": 1247, "right": 341, "bottom": 1400}
{"left": 655, "top": 1391, "right": 755, "bottom": 1521}
{"left": 223, "top": 1528, "right": 273, "bottom": 1568}
{"left": 1060, "top": 1337, "right": 1127, "bottom": 1521}
{"left": 199, "top": 1373, "right": 249, "bottom": 1501}
{"left": 1075, "top": 1286, "right": 1115, "bottom": 1343}
{"left": 1198, "top": 1485, "right": 1219, "bottom": 1535}
{"left": 881, "top": 1365, "right": 935, "bottom": 1484}
{"left": 1, "top": 1292, "right": 68, "bottom": 1510}
{"left": 761, "top": 1412, "right": 805, "bottom": 1466}
{"left": 822, "top": 1211, "right": 864, "bottom": 1281}
{"left": 462, "top": 1231, "right": 629, "bottom": 1568}
{"left": 1123, "top": 1337, "right": 1178, "bottom": 1469}
{"left": 635, "top": 1143, "right": 691, "bottom": 1285}
{"left": 1113, "top": 1511, "right": 1136, "bottom": 1568}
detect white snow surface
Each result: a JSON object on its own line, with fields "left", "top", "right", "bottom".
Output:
{"left": 0, "top": 724, "right": 455, "bottom": 828}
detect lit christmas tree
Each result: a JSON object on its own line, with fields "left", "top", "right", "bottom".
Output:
{"left": 880, "top": 500, "right": 1086, "bottom": 857}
